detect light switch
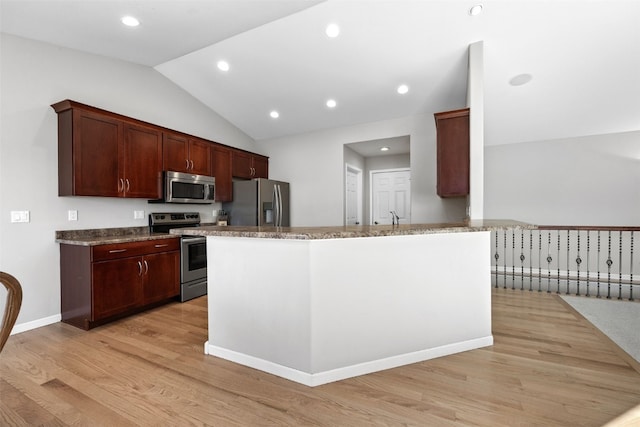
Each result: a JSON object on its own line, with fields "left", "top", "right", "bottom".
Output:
{"left": 68, "top": 210, "right": 78, "bottom": 221}
{"left": 134, "top": 210, "right": 145, "bottom": 220}
{"left": 10, "top": 210, "right": 30, "bottom": 223}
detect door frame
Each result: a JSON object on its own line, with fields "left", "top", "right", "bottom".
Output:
{"left": 369, "top": 167, "right": 411, "bottom": 225}
{"left": 345, "top": 164, "right": 363, "bottom": 226}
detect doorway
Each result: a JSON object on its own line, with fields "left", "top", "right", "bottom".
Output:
{"left": 343, "top": 135, "right": 410, "bottom": 225}
{"left": 370, "top": 169, "right": 411, "bottom": 225}
{"left": 345, "top": 164, "right": 363, "bottom": 225}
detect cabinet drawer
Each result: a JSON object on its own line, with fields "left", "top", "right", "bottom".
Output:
{"left": 92, "top": 238, "right": 179, "bottom": 261}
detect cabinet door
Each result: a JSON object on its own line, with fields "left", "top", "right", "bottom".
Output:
{"left": 163, "top": 132, "right": 190, "bottom": 173}
{"left": 252, "top": 155, "right": 269, "bottom": 179}
{"left": 232, "top": 150, "right": 253, "bottom": 179}
{"left": 435, "top": 108, "right": 469, "bottom": 197}
{"left": 212, "top": 146, "right": 232, "bottom": 202}
{"left": 188, "top": 138, "right": 212, "bottom": 176}
{"left": 123, "top": 123, "right": 163, "bottom": 198}
{"left": 92, "top": 257, "right": 143, "bottom": 320}
{"left": 72, "top": 109, "right": 122, "bottom": 196}
{"left": 143, "top": 251, "right": 180, "bottom": 304}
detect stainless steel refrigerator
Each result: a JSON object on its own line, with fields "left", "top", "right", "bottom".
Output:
{"left": 222, "top": 178, "right": 290, "bottom": 226}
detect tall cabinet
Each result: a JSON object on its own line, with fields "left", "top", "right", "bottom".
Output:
{"left": 434, "top": 108, "right": 470, "bottom": 198}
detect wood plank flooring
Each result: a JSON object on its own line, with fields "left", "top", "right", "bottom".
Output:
{"left": 1, "top": 289, "right": 639, "bottom": 426}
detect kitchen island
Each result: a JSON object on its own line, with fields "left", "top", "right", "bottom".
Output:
{"left": 173, "top": 220, "right": 534, "bottom": 386}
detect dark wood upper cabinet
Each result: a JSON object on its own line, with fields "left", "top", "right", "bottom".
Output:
{"left": 163, "top": 132, "right": 212, "bottom": 176}
{"left": 123, "top": 123, "right": 163, "bottom": 198}
{"left": 53, "top": 99, "right": 268, "bottom": 202}
{"left": 232, "top": 150, "right": 269, "bottom": 179}
{"left": 63, "top": 108, "right": 123, "bottom": 197}
{"left": 212, "top": 145, "right": 232, "bottom": 202}
{"left": 53, "top": 100, "right": 162, "bottom": 199}
{"left": 252, "top": 155, "right": 269, "bottom": 179}
{"left": 434, "top": 108, "right": 470, "bottom": 198}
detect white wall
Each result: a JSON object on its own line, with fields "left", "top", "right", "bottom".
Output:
{"left": 0, "top": 34, "right": 257, "bottom": 328}
{"left": 263, "top": 114, "right": 467, "bottom": 226}
{"left": 485, "top": 131, "right": 640, "bottom": 225}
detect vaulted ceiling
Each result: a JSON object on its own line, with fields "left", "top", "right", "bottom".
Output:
{"left": 1, "top": 1, "right": 639, "bottom": 145}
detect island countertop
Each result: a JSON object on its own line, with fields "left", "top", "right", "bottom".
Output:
{"left": 170, "top": 219, "right": 535, "bottom": 240}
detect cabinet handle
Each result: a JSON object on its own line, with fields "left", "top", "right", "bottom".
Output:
{"left": 154, "top": 244, "right": 169, "bottom": 248}
{"left": 186, "top": 159, "right": 190, "bottom": 170}
{"left": 118, "top": 178, "right": 124, "bottom": 192}
{"left": 137, "top": 261, "right": 143, "bottom": 276}
{"left": 108, "top": 249, "right": 127, "bottom": 254}
{"left": 190, "top": 160, "right": 194, "bottom": 170}
{"left": 125, "top": 179, "right": 130, "bottom": 192}
{"left": 143, "top": 260, "right": 149, "bottom": 275}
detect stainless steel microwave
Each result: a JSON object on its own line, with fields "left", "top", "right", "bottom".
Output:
{"left": 154, "top": 171, "right": 215, "bottom": 204}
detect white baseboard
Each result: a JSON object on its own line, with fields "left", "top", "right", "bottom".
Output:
{"left": 205, "top": 336, "right": 494, "bottom": 387}
{"left": 11, "top": 314, "right": 61, "bottom": 335}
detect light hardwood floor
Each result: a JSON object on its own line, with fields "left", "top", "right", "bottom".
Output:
{"left": 1, "top": 289, "right": 639, "bottom": 426}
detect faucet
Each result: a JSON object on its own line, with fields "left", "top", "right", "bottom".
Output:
{"left": 390, "top": 211, "right": 400, "bottom": 225}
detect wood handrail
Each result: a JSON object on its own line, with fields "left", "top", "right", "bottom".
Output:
{"left": 0, "top": 271, "right": 23, "bottom": 353}
{"left": 538, "top": 225, "right": 640, "bottom": 232}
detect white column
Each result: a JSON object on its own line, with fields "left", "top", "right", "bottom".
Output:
{"left": 467, "top": 41, "right": 484, "bottom": 220}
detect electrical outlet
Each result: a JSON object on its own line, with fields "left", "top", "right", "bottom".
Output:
{"left": 134, "top": 210, "right": 145, "bottom": 220}
{"left": 68, "top": 210, "right": 78, "bottom": 221}
{"left": 212, "top": 210, "right": 218, "bottom": 218}
{"left": 10, "top": 210, "right": 30, "bottom": 223}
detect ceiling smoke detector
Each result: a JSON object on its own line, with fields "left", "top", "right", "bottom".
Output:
{"left": 469, "top": 5, "right": 483, "bottom": 16}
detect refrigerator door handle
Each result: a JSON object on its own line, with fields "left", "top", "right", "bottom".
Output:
{"left": 275, "top": 184, "right": 281, "bottom": 227}
{"left": 272, "top": 184, "right": 278, "bottom": 226}
{"left": 278, "top": 184, "right": 283, "bottom": 227}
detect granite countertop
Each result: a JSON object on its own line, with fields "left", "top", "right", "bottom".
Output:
{"left": 170, "top": 220, "right": 536, "bottom": 240}
{"left": 56, "top": 226, "right": 178, "bottom": 246}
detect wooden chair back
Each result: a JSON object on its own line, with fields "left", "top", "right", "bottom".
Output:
{"left": 0, "top": 272, "right": 23, "bottom": 353}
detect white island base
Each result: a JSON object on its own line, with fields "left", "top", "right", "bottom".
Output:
{"left": 205, "top": 231, "right": 492, "bottom": 387}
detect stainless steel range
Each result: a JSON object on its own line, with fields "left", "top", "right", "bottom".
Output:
{"left": 149, "top": 212, "right": 207, "bottom": 302}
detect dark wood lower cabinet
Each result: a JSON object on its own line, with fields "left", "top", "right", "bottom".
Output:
{"left": 92, "top": 257, "right": 144, "bottom": 320}
{"left": 60, "top": 238, "right": 180, "bottom": 330}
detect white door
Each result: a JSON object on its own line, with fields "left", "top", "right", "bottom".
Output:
{"left": 371, "top": 169, "right": 411, "bottom": 225}
{"left": 345, "top": 165, "right": 362, "bottom": 225}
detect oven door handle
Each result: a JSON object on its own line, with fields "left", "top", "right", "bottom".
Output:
{"left": 182, "top": 236, "right": 206, "bottom": 243}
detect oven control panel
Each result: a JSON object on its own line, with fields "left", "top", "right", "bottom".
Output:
{"left": 149, "top": 212, "right": 201, "bottom": 227}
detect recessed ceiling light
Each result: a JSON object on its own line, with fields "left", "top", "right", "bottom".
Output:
{"left": 270, "top": 111, "right": 280, "bottom": 119}
{"left": 397, "top": 84, "right": 409, "bottom": 95}
{"left": 325, "top": 23, "right": 340, "bottom": 38}
{"left": 217, "top": 60, "right": 230, "bottom": 72}
{"left": 121, "top": 16, "right": 140, "bottom": 27}
{"left": 326, "top": 99, "right": 337, "bottom": 108}
{"left": 509, "top": 73, "right": 533, "bottom": 86}
{"left": 380, "top": 146, "right": 390, "bottom": 152}
{"left": 469, "top": 4, "right": 483, "bottom": 16}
